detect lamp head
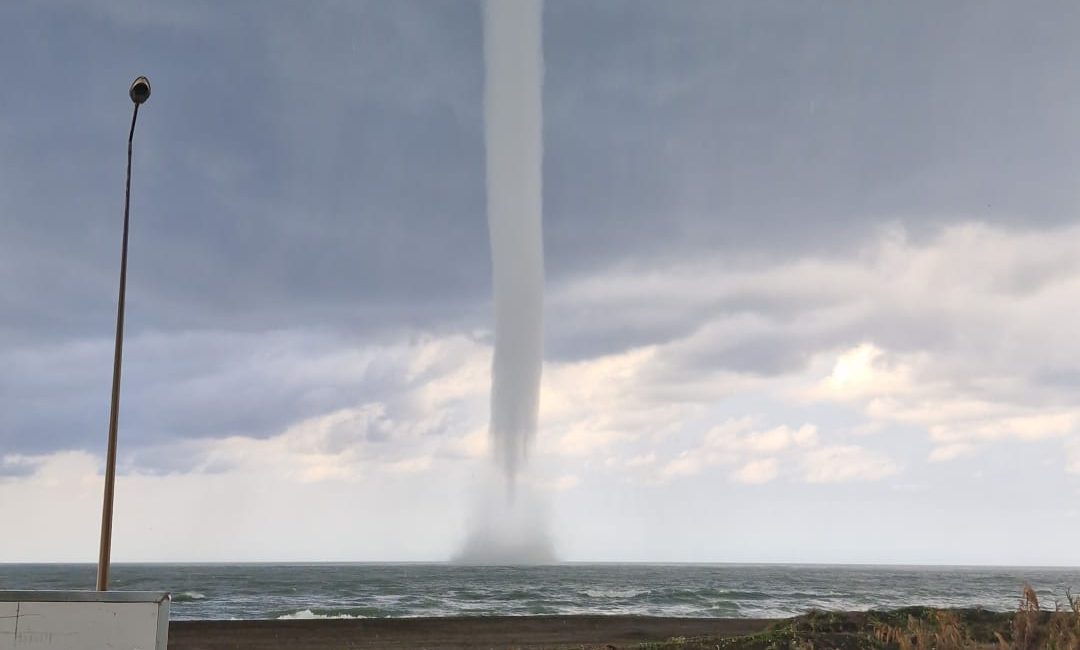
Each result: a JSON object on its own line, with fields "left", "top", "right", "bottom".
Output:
{"left": 129, "top": 76, "right": 151, "bottom": 105}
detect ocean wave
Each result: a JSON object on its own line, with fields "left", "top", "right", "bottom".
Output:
{"left": 20, "top": 563, "right": 1068, "bottom": 621}
{"left": 715, "top": 590, "right": 770, "bottom": 600}
{"left": 583, "top": 588, "right": 651, "bottom": 598}
{"left": 710, "top": 600, "right": 742, "bottom": 614}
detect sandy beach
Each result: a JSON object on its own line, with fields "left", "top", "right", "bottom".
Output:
{"left": 167, "top": 615, "right": 772, "bottom": 649}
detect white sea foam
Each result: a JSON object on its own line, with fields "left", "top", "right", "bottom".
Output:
{"left": 277, "top": 609, "right": 367, "bottom": 620}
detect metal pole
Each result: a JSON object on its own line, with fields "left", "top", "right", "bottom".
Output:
{"left": 97, "top": 77, "right": 149, "bottom": 591}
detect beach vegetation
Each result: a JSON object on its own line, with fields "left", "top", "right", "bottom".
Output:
{"left": 633, "top": 584, "right": 1080, "bottom": 650}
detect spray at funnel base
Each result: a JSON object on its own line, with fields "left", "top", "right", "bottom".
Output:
{"left": 455, "top": 469, "right": 556, "bottom": 565}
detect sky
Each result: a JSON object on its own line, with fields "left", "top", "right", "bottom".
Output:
{"left": 1, "top": 0, "right": 1079, "bottom": 565}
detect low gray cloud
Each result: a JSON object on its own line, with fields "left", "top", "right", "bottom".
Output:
{"left": 0, "top": 327, "right": 434, "bottom": 455}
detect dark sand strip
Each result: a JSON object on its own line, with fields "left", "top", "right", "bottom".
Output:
{"left": 168, "top": 615, "right": 772, "bottom": 649}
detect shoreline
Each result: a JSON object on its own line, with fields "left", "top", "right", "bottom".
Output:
{"left": 167, "top": 614, "right": 773, "bottom": 649}
{"left": 167, "top": 608, "right": 1078, "bottom": 649}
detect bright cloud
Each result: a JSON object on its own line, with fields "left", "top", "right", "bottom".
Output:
{"left": 732, "top": 458, "right": 779, "bottom": 485}
{"left": 800, "top": 445, "right": 899, "bottom": 484}
{"left": 549, "top": 222, "right": 1080, "bottom": 476}
{"left": 654, "top": 419, "right": 889, "bottom": 486}
{"left": 927, "top": 443, "right": 975, "bottom": 463}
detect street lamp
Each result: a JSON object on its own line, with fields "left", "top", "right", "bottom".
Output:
{"left": 97, "top": 76, "right": 151, "bottom": 591}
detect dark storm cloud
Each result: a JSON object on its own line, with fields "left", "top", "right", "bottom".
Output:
{"left": 4, "top": 0, "right": 1080, "bottom": 459}
{"left": 0, "top": 1, "right": 488, "bottom": 343}
{"left": 543, "top": 0, "right": 1080, "bottom": 276}
{"left": 6, "top": 0, "right": 1080, "bottom": 342}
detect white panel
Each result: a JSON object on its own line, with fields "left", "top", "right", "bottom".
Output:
{"left": 17, "top": 602, "right": 160, "bottom": 650}
{"left": 0, "top": 602, "right": 18, "bottom": 650}
{"left": 0, "top": 594, "right": 168, "bottom": 650}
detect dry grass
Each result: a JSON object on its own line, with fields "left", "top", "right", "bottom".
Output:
{"left": 640, "top": 583, "right": 1080, "bottom": 650}
{"left": 1013, "top": 584, "right": 1080, "bottom": 650}
{"left": 873, "top": 584, "right": 1080, "bottom": 650}
{"left": 1008, "top": 583, "right": 1080, "bottom": 650}
{"left": 875, "top": 610, "right": 984, "bottom": 649}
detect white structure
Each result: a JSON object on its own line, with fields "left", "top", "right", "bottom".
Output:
{"left": 0, "top": 591, "right": 169, "bottom": 650}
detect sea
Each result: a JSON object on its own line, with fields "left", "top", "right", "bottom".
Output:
{"left": 2, "top": 563, "right": 1078, "bottom": 621}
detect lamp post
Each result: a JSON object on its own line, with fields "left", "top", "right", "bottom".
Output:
{"left": 97, "top": 76, "right": 150, "bottom": 592}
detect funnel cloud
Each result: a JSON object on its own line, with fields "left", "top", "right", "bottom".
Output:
{"left": 483, "top": 0, "right": 545, "bottom": 489}
{"left": 457, "top": 0, "right": 550, "bottom": 564}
